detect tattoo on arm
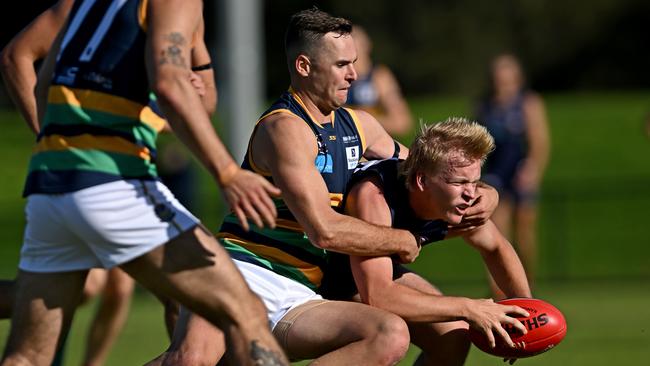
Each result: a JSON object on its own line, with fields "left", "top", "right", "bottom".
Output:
{"left": 250, "top": 340, "right": 287, "bottom": 366}
{"left": 159, "top": 32, "right": 187, "bottom": 67}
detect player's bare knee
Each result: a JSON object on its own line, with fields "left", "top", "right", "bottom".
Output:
{"left": 374, "top": 314, "right": 410, "bottom": 365}
{"left": 102, "top": 277, "right": 134, "bottom": 300}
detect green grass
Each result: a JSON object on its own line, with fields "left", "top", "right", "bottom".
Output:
{"left": 1, "top": 91, "right": 650, "bottom": 363}
{"left": 1, "top": 280, "right": 648, "bottom": 365}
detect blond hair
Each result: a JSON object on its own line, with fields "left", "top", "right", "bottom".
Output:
{"left": 400, "top": 117, "right": 495, "bottom": 184}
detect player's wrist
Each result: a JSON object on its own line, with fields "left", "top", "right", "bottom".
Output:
{"left": 217, "top": 163, "right": 240, "bottom": 186}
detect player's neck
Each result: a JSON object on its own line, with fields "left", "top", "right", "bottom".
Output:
{"left": 408, "top": 187, "right": 443, "bottom": 221}
{"left": 292, "top": 88, "right": 333, "bottom": 124}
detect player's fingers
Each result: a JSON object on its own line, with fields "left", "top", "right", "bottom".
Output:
{"left": 253, "top": 191, "right": 277, "bottom": 229}
{"left": 260, "top": 178, "right": 282, "bottom": 196}
{"left": 501, "top": 313, "right": 528, "bottom": 335}
{"left": 494, "top": 325, "right": 515, "bottom": 348}
{"left": 485, "top": 329, "right": 496, "bottom": 349}
{"left": 233, "top": 206, "right": 249, "bottom": 232}
{"left": 257, "top": 181, "right": 279, "bottom": 218}
{"left": 241, "top": 199, "right": 264, "bottom": 230}
{"left": 507, "top": 305, "right": 530, "bottom": 318}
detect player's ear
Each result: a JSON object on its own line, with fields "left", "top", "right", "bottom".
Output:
{"left": 295, "top": 54, "right": 311, "bottom": 77}
{"left": 415, "top": 171, "right": 427, "bottom": 191}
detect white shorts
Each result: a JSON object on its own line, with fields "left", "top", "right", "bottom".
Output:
{"left": 20, "top": 179, "right": 200, "bottom": 272}
{"left": 231, "top": 259, "right": 323, "bottom": 330}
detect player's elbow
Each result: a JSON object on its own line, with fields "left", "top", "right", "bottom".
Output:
{"left": 309, "top": 228, "right": 337, "bottom": 250}
{"left": 0, "top": 48, "right": 15, "bottom": 76}
{"left": 150, "top": 77, "right": 176, "bottom": 105}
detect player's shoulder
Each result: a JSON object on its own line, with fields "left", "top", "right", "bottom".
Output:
{"left": 350, "top": 158, "right": 400, "bottom": 188}
{"left": 522, "top": 90, "right": 544, "bottom": 106}
{"left": 521, "top": 91, "right": 546, "bottom": 114}
{"left": 256, "top": 109, "right": 315, "bottom": 144}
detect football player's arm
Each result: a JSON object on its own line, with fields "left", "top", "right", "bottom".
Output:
{"left": 0, "top": 0, "right": 74, "bottom": 134}
{"left": 373, "top": 65, "right": 413, "bottom": 136}
{"left": 252, "top": 114, "right": 419, "bottom": 262}
{"left": 354, "top": 109, "right": 409, "bottom": 160}
{"left": 462, "top": 220, "right": 531, "bottom": 298}
{"left": 518, "top": 92, "right": 550, "bottom": 192}
{"left": 346, "top": 179, "right": 528, "bottom": 346}
{"left": 190, "top": 14, "right": 217, "bottom": 116}
{"left": 146, "top": 0, "right": 279, "bottom": 231}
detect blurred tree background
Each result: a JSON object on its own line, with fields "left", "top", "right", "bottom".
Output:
{"left": 2, "top": 0, "right": 649, "bottom": 104}
{"left": 262, "top": 0, "right": 650, "bottom": 96}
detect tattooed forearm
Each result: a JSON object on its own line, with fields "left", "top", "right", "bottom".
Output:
{"left": 159, "top": 32, "right": 187, "bottom": 67}
{"left": 250, "top": 340, "right": 288, "bottom": 366}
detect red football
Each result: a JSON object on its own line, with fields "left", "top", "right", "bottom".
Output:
{"left": 468, "top": 298, "right": 567, "bottom": 358}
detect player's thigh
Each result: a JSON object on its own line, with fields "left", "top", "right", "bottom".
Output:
{"left": 119, "top": 225, "right": 259, "bottom": 324}
{"left": 4, "top": 270, "right": 87, "bottom": 361}
{"left": 279, "top": 300, "right": 408, "bottom": 360}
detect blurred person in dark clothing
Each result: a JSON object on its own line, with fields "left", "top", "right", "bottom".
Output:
{"left": 345, "top": 25, "right": 413, "bottom": 137}
{"left": 475, "top": 53, "right": 550, "bottom": 292}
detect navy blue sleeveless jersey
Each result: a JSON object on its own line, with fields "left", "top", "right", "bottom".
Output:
{"left": 219, "top": 89, "right": 366, "bottom": 290}
{"left": 320, "top": 158, "right": 448, "bottom": 299}
{"left": 25, "top": 0, "right": 166, "bottom": 196}
{"left": 476, "top": 90, "right": 528, "bottom": 197}
{"left": 346, "top": 68, "right": 379, "bottom": 108}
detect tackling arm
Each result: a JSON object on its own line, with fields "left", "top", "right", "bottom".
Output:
{"left": 354, "top": 109, "right": 409, "bottom": 160}
{"left": 251, "top": 113, "right": 420, "bottom": 262}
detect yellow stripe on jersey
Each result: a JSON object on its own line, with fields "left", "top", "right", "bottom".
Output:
{"left": 275, "top": 218, "right": 304, "bottom": 232}
{"left": 48, "top": 86, "right": 164, "bottom": 132}
{"left": 330, "top": 193, "right": 343, "bottom": 208}
{"left": 138, "top": 0, "right": 148, "bottom": 31}
{"left": 218, "top": 233, "right": 323, "bottom": 286}
{"left": 289, "top": 88, "right": 335, "bottom": 128}
{"left": 345, "top": 108, "right": 367, "bottom": 154}
{"left": 139, "top": 105, "right": 167, "bottom": 132}
{"left": 34, "top": 135, "right": 152, "bottom": 160}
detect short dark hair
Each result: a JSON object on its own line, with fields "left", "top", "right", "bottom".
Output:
{"left": 284, "top": 8, "right": 352, "bottom": 63}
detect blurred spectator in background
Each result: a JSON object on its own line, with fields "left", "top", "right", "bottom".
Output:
{"left": 346, "top": 25, "right": 413, "bottom": 137}
{"left": 475, "top": 53, "right": 550, "bottom": 292}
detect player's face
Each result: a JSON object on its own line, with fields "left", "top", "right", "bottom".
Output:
{"left": 309, "top": 33, "right": 358, "bottom": 110}
{"left": 420, "top": 158, "right": 482, "bottom": 224}
{"left": 492, "top": 55, "right": 522, "bottom": 95}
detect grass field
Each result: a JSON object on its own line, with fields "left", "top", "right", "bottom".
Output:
{"left": 1, "top": 91, "right": 650, "bottom": 364}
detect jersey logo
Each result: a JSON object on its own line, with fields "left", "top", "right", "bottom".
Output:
{"left": 346, "top": 146, "right": 360, "bottom": 169}
{"left": 315, "top": 154, "right": 333, "bottom": 173}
